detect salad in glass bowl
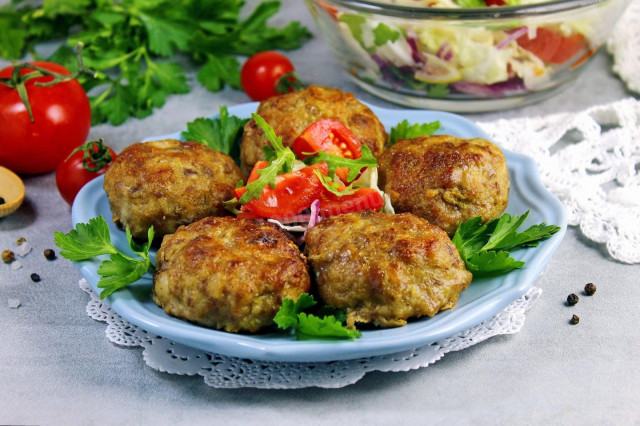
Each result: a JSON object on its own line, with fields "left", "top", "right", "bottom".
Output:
{"left": 305, "top": 0, "right": 632, "bottom": 111}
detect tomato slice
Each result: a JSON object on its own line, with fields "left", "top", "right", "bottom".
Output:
{"left": 293, "top": 119, "right": 363, "bottom": 182}
{"left": 515, "top": 28, "right": 563, "bottom": 63}
{"left": 515, "top": 28, "right": 586, "bottom": 65}
{"left": 549, "top": 33, "right": 586, "bottom": 64}
{"left": 293, "top": 119, "right": 362, "bottom": 159}
{"left": 235, "top": 162, "right": 328, "bottom": 219}
{"left": 318, "top": 187, "right": 384, "bottom": 218}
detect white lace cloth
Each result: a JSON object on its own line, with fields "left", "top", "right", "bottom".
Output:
{"left": 479, "top": 98, "right": 640, "bottom": 264}
{"left": 80, "top": 279, "right": 541, "bottom": 389}
{"left": 607, "top": 0, "right": 640, "bottom": 94}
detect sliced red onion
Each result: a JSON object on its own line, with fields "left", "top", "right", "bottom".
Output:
{"left": 299, "top": 199, "right": 321, "bottom": 244}
{"left": 496, "top": 27, "right": 528, "bottom": 50}
{"left": 436, "top": 42, "right": 453, "bottom": 61}
{"left": 406, "top": 33, "right": 425, "bottom": 64}
{"left": 308, "top": 199, "right": 320, "bottom": 228}
{"left": 451, "top": 78, "right": 526, "bottom": 98}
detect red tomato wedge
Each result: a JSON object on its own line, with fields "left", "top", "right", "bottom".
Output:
{"left": 293, "top": 119, "right": 363, "bottom": 182}
{"left": 549, "top": 33, "right": 586, "bottom": 64}
{"left": 515, "top": 28, "right": 563, "bottom": 63}
{"left": 515, "top": 28, "right": 586, "bottom": 65}
{"left": 318, "top": 187, "right": 384, "bottom": 218}
{"left": 293, "top": 119, "right": 361, "bottom": 159}
{"left": 235, "top": 162, "right": 328, "bottom": 219}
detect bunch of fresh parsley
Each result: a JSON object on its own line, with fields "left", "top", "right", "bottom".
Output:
{"left": 0, "top": 0, "right": 311, "bottom": 125}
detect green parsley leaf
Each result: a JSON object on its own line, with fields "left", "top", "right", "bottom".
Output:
{"left": 237, "top": 114, "right": 296, "bottom": 204}
{"left": 54, "top": 216, "right": 155, "bottom": 299}
{"left": 274, "top": 294, "right": 361, "bottom": 340}
{"left": 53, "top": 216, "right": 117, "bottom": 260}
{"left": 452, "top": 211, "right": 561, "bottom": 275}
{"left": 181, "top": 105, "right": 249, "bottom": 157}
{"left": 389, "top": 120, "right": 441, "bottom": 146}
{"left": 314, "top": 169, "right": 357, "bottom": 196}
{"left": 296, "top": 313, "right": 362, "bottom": 340}
{"left": 197, "top": 54, "right": 242, "bottom": 91}
{"left": 305, "top": 145, "right": 378, "bottom": 181}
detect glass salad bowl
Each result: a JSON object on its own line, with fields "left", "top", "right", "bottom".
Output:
{"left": 305, "top": 0, "right": 632, "bottom": 112}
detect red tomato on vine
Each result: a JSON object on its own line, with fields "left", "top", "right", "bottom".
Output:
{"left": 0, "top": 61, "right": 92, "bottom": 174}
{"left": 56, "top": 139, "right": 116, "bottom": 205}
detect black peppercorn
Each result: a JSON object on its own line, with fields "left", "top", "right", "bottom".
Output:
{"left": 570, "top": 314, "right": 580, "bottom": 325}
{"left": 584, "top": 283, "right": 596, "bottom": 296}
{"left": 566, "top": 293, "right": 579, "bottom": 306}
{"left": 44, "top": 249, "right": 56, "bottom": 260}
{"left": 30, "top": 273, "right": 41, "bottom": 282}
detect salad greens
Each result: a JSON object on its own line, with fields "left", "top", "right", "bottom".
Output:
{"left": 181, "top": 106, "right": 248, "bottom": 157}
{"left": 389, "top": 119, "right": 441, "bottom": 146}
{"left": 238, "top": 113, "right": 296, "bottom": 204}
{"left": 54, "top": 216, "right": 154, "bottom": 299}
{"left": 0, "top": 0, "right": 311, "bottom": 125}
{"left": 304, "top": 145, "right": 378, "bottom": 181}
{"left": 274, "top": 294, "right": 362, "bottom": 340}
{"left": 314, "top": 170, "right": 357, "bottom": 196}
{"left": 452, "top": 211, "right": 561, "bottom": 275}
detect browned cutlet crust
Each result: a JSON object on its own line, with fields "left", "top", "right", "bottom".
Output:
{"left": 305, "top": 211, "right": 472, "bottom": 328}
{"left": 379, "top": 135, "right": 510, "bottom": 236}
{"left": 153, "top": 217, "right": 310, "bottom": 333}
{"left": 103, "top": 139, "right": 243, "bottom": 239}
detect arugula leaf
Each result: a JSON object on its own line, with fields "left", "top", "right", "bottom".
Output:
{"left": 274, "top": 294, "right": 361, "bottom": 340}
{"left": 237, "top": 113, "right": 296, "bottom": 204}
{"left": 314, "top": 169, "right": 356, "bottom": 196}
{"left": 389, "top": 120, "right": 441, "bottom": 146}
{"left": 305, "top": 145, "right": 378, "bottom": 181}
{"left": 54, "top": 216, "right": 154, "bottom": 299}
{"left": 181, "top": 105, "right": 249, "bottom": 156}
{"left": 452, "top": 211, "right": 561, "bottom": 275}
{"left": 0, "top": 0, "right": 311, "bottom": 125}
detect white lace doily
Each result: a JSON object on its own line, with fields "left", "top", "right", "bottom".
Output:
{"left": 479, "top": 98, "right": 640, "bottom": 264}
{"left": 79, "top": 279, "right": 541, "bottom": 389}
{"left": 607, "top": 0, "right": 640, "bottom": 94}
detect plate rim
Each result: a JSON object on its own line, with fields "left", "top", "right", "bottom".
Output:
{"left": 72, "top": 103, "right": 567, "bottom": 362}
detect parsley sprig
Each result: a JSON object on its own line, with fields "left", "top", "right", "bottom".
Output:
{"left": 389, "top": 119, "right": 441, "bottom": 146}
{"left": 452, "top": 211, "right": 561, "bottom": 275}
{"left": 0, "top": 0, "right": 311, "bottom": 125}
{"left": 181, "top": 106, "right": 248, "bottom": 158}
{"left": 54, "top": 216, "right": 154, "bottom": 299}
{"left": 274, "top": 294, "right": 362, "bottom": 340}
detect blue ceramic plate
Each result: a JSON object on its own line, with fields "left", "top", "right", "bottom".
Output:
{"left": 72, "top": 103, "right": 566, "bottom": 362}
